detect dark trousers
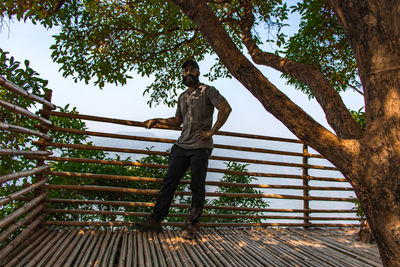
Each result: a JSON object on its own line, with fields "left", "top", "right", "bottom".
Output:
{"left": 153, "top": 144, "right": 211, "bottom": 224}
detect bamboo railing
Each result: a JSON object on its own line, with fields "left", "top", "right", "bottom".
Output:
{"left": 0, "top": 76, "right": 55, "bottom": 252}
{"left": 0, "top": 73, "right": 361, "bottom": 248}
{"left": 32, "top": 108, "right": 359, "bottom": 228}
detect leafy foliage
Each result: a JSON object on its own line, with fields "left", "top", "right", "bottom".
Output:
{"left": 1, "top": 0, "right": 290, "bottom": 107}
{"left": 0, "top": 0, "right": 77, "bottom": 28}
{"left": 350, "top": 107, "right": 366, "bottom": 131}
{"left": 1, "top": 0, "right": 363, "bottom": 105}
{"left": 48, "top": 0, "right": 210, "bottom": 107}
{"left": 351, "top": 196, "right": 365, "bottom": 222}
{"left": 282, "top": 0, "right": 361, "bottom": 98}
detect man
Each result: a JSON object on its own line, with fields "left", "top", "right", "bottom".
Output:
{"left": 134, "top": 59, "right": 232, "bottom": 239}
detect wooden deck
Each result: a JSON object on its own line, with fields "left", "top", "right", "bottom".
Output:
{"left": 1, "top": 227, "right": 382, "bottom": 266}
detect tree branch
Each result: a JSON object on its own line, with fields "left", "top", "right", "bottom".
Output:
{"left": 205, "top": 0, "right": 230, "bottom": 4}
{"left": 109, "top": 30, "right": 200, "bottom": 64}
{"left": 347, "top": 83, "right": 364, "bottom": 96}
{"left": 239, "top": 1, "right": 362, "bottom": 139}
{"left": 171, "top": 0, "right": 358, "bottom": 169}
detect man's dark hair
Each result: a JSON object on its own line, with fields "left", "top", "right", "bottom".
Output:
{"left": 181, "top": 59, "right": 199, "bottom": 70}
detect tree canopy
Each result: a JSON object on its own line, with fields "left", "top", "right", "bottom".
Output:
{"left": 1, "top": 0, "right": 361, "bottom": 106}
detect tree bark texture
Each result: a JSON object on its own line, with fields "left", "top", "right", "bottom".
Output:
{"left": 172, "top": 0, "right": 400, "bottom": 266}
{"left": 329, "top": 1, "right": 400, "bottom": 265}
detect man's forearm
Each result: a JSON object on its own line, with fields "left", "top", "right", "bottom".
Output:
{"left": 153, "top": 117, "right": 182, "bottom": 127}
{"left": 210, "top": 103, "right": 232, "bottom": 135}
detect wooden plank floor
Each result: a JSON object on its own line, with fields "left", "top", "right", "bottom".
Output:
{"left": 1, "top": 227, "right": 382, "bottom": 266}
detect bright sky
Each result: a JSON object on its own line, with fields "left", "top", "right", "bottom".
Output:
{"left": 0, "top": 20, "right": 365, "bottom": 139}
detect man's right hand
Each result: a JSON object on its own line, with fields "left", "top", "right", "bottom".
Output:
{"left": 144, "top": 119, "right": 158, "bottom": 129}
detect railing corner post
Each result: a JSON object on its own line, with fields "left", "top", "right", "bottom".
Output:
{"left": 302, "top": 143, "right": 311, "bottom": 229}
{"left": 34, "top": 90, "right": 53, "bottom": 199}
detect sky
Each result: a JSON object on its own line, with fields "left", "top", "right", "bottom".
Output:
{"left": 0, "top": 19, "right": 365, "bottom": 140}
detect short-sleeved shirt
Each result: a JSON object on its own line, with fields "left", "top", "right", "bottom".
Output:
{"left": 175, "top": 83, "right": 226, "bottom": 149}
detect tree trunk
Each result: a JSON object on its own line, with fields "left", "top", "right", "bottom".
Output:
{"left": 364, "top": 199, "right": 400, "bottom": 266}
{"left": 170, "top": 0, "right": 400, "bottom": 265}
{"left": 356, "top": 171, "right": 400, "bottom": 266}
{"left": 354, "top": 120, "right": 400, "bottom": 266}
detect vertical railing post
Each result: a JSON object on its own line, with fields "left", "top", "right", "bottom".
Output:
{"left": 34, "top": 89, "right": 53, "bottom": 198}
{"left": 302, "top": 143, "right": 310, "bottom": 228}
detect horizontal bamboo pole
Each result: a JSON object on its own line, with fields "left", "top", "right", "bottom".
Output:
{"left": 299, "top": 223, "right": 360, "bottom": 227}
{"left": 0, "top": 149, "right": 52, "bottom": 157}
{"left": 43, "top": 208, "right": 360, "bottom": 221}
{"left": 0, "top": 122, "right": 53, "bottom": 140}
{"left": 44, "top": 170, "right": 353, "bottom": 191}
{"left": 33, "top": 156, "right": 345, "bottom": 181}
{"left": 0, "top": 204, "right": 44, "bottom": 243}
{"left": 42, "top": 184, "right": 354, "bottom": 202}
{"left": 306, "top": 176, "right": 347, "bottom": 182}
{"left": 0, "top": 179, "right": 48, "bottom": 206}
{"left": 35, "top": 141, "right": 168, "bottom": 156}
{"left": 0, "top": 98, "right": 52, "bottom": 125}
{"left": 36, "top": 141, "right": 338, "bottom": 171}
{"left": 41, "top": 220, "right": 360, "bottom": 228}
{"left": 307, "top": 217, "right": 360, "bottom": 221}
{"left": 0, "top": 76, "right": 56, "bottom": 109}
{"left": 0, "top": 165, "right": 50, "bottom": 184}
{"left": 0, "top": 214, "right": 46, "bottom": 260}
{"left": 43, "top": 125, "right": 322, "bottom": 158}
{"left": 22, "top": 197, "right": 356, "bottom": 213}
{"left": 40, "top": 110, "right": 302, "bottom": 144}
{"left": 0, "top": 192, "right": 47, "bottom": 229}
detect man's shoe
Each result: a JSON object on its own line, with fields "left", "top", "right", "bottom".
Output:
{"left": 181, "top": 223, "right": 198, "bottom": 240}
{"left": 134, "top": 216, "right": 163, "bottom": 232}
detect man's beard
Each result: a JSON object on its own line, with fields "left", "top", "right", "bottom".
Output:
{"left": 182, "top": 74, "right": 199, "bottom": 87}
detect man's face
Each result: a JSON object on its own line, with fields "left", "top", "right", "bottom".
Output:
{"left": 182, "top": 65, "right": 200, "bottom": 87}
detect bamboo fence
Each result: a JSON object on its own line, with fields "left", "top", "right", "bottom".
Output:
{"left": 1, "top": 74, "right": 362, "bottom": 254}
{"left": 36, "top": 107, "right": 359, "bottom": 228}
{"left": 0, "top": 77, "right": 54, "bottom": 251}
